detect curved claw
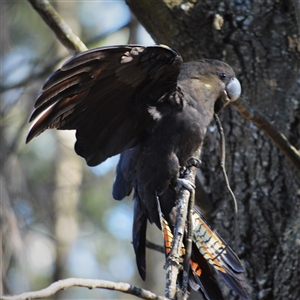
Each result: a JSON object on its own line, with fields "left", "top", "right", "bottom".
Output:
{"left": 176, "top": 178, "right": 195, "bottom": 192}
{"left": 180, "top": 157, "right": 202, "bottom": 177}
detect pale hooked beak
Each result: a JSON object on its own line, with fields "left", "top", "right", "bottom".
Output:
{"left": 214, "top": 77, "right": 242, "bottom": 113}
{"left": 226, "top": 77, "right": 241, "bottom": 102}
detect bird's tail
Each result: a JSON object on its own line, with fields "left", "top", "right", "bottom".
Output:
{"left": 159, "top": 209, "right": 224, "bottom": 299}
{"left": 192, "top": 206, "right": 249, "bottom": 299}
{"left": 158, "top": 202, "right": 249, "bottom": 299}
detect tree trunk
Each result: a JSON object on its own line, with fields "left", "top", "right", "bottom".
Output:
{"left": 51, "top": 2, "right": 83, "bottom": 296}
{"left": 126, "top": 0, "right": 300, "bottom": 299}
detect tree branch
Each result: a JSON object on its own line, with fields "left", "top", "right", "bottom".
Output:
{"left": 0, "top": 56, "right": 63, "bottom": 93}
{"left": 231, "top": 98, "right": 300, "bottom": 173}
{"left": 165, "top": 187, "right": 189, "bottom": 299}
{"left": 1, "top": 278, "right": 167, "bottom": 300}
{"left": 182, "top": 179, "right": 196, "bottom": 300}
{"left": 27, "top": 0, "right": 87, "bottom": 54}
{"left": 165, "top": 151, "right": 200, "bottom": 300}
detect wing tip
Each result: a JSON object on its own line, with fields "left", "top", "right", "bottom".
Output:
{"left": 26, "top": 121, "right": 45, "bottom": 144}
{"left": 25, "top": 132, "right": 33, "bottom": 144}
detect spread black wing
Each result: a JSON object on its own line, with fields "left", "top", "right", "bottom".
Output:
{"left": 26, "top": 45, "right": 182, "bottom": 166}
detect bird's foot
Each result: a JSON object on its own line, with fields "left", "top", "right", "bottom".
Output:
{"left": 180, "top": 157, "right": 201, "bottom": 177}
{"left": 186, "top": 157, "right": 201, "bottom": 169}
{"left": 176, "top": 178, "right": 195, "bottom": 193}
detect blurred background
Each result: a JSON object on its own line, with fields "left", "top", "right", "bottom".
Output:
{"left": 0, "top": 1, "right": 170, "bottom": 299}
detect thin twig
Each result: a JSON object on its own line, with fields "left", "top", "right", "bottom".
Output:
{"left": 231, "top": 98, "right": 300, "bottom": 173}
{"left": 146, "top": 240, "right": 165, "bottom": 254}
{"left": 0, "top": 278, "right": 167, "bottom": 300}
{"left": 214, "top": 113, "right": 238, "bottom": 255}
{"left": 214, "top": 114, "right": 238, "bottom": 216}
{"left": 27, "top": 0, "right": 88, "bottom": 54}
{"left": 0, "top": 57, "right": 62, "bottom": 93}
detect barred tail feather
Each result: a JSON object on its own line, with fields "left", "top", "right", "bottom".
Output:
{"left": 157, "top": 200, "right": 225, "bottom": 299}
{"left": 192, "top": 206, "right": 248, "bottom": 299}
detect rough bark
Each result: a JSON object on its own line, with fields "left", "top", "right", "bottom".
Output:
{"left": 126, "top": 0, "right": 300, "bottom": 299}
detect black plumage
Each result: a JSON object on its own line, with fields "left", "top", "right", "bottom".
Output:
{"left": 27, "top": 45, "right": 247, "bottom": 299}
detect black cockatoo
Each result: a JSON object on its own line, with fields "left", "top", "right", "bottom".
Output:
{"left": 27, "top": 45, "right": 248, "bottom": 299}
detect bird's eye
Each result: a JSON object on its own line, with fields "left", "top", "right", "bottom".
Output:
{"left": 218, "top": 72, "right": 227, "bottom": 80}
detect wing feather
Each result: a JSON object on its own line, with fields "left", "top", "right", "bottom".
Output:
{"left": 132, "top": 196, "right": 147, "bottom": 280}
{"left": 27, "top": 45, "right": 182, "bottom": 166}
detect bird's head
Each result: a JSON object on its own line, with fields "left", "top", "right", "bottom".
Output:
{"left": 178, "top": 59, "right": 241, "bottom": 114}
{"left": 211, "top": 60, "right": 241, "bottom": 113}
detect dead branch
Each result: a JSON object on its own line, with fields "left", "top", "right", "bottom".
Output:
{"left": 165, "top": 150, "right": 200, "bottom": 300}
{"left": 232, "top": 98, "right": 300, "bottom": 173}
{"left": 182, "top": 175, "right": 196, "bottom": 300}
{"left": 165, "top": 187, "right": 190, "bottom": 299}
{"left": 0, "top": 278, "right": 167, "bottom": 300}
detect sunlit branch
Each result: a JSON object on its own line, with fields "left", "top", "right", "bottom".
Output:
{"left": 232, "top": 98, "right": 300, "bottom": 173}
{"left": 165, "top": 151, "right": 199, "bottom": 300}
{"left": 27, "top": 0, "right": 87, "bottom": 54}
{"left": 1, "top": 278, "right": 167, "bottom": 300}
{"left": 165, "top": 188, "right": 189, "bottom": 299}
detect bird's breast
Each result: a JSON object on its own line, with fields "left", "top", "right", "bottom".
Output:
{"left": 171, "top": 106, "right": 205, "bottom": 165}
